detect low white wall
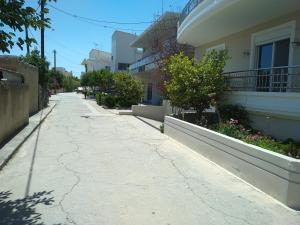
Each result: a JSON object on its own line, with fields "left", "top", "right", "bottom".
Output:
{"left": 132, "top": 105, "right": 165, "bottom": 122}
{"left": 164, "top": 116, "right": 300, "bottom": 210}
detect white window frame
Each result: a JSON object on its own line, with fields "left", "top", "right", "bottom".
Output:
{"left": 249, "top": 21, "right": 296, "bottom": 69}
{"left": 206, "top": 43, "right": 225, "bottom": 53}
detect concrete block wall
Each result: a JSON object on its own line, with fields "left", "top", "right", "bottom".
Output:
{"left": 0, "top": 56, "right": 39, "bottom": 115}
{"left": 165, "top": 116, "right": 300, "bottom": 210}
{"left": 0, "top": 83, "right": 29, "bottom": 144}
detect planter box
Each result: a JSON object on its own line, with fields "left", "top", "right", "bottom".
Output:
{"left": 164, "top": 116, "right": 300, "bottom": 210}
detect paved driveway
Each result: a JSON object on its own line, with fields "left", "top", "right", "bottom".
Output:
{"left": 0, "top": 93, "right": 300, "bottom": 225}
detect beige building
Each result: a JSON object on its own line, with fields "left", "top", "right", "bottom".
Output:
{"left": 130, "top": 12, "right": 193, "bottom": 105}
{"left": 177, "top": 0, "right": 300, "bottom": 141}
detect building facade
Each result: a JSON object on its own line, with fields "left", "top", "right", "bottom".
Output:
{"left": 111, "top": 31, "right": 142, "bottom": 73}
{"left": 177, "top": 0, "right": 300, "bottom": 140}
{"left": 130, "top": 12, "right": 193, "bottom": 105}
{"left": 81, "top": 49, "right": 111, "bottom": 73}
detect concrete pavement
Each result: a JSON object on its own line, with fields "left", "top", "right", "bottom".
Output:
{"left": 0, "top": 93, "right": 299, "bottom": 225}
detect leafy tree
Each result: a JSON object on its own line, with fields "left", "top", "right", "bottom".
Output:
{"left": 47, "top": 69, "right": 64, "bottom": 90}
{"left": 166, "top": 51, "right": 229, "bottom": 119}
{"left": 80, "top": 70, "right": 113, "bottom": 93}
{"left": 63, "top": 75, "right": 80, "bottom": 92}
{"left": 0, "top": 0, "right": 56, "bottom": 53}
{"left": 113, "top": 72, "right": 143, "bottom": 107}
{"left": 19, "top": 48, "right": 49, "bottom": 86}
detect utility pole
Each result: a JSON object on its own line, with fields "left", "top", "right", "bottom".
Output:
{"left": 40, "top": 0, "right": 45, "bottom": 59}
{"left": 53, "top": 50, "right": 57, "bottom": 71}
{"left": 162, "top": 0, "right": 164, "bottom": 15}
{"left": 25, "top": 20, "right": 30, "bottom": 55}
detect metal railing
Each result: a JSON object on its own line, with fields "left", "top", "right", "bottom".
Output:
{"left": 0, "top": 67, "right": 24, "bottom": 85}
{"left": 179, "top": 0, "right": 204, "bottom": 26}
{"left": 129, "top": 52, "right": 160, "bottom": 74}
{"left": 223, "top": 66, "right": 300, "bottom": 92}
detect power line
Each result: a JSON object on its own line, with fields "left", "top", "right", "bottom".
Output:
{"left": 49, "top": 4, "right": 153, "bottom": 25}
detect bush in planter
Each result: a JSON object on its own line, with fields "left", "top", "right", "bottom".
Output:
{"left": 113, "top": 72, "right": 143, "bottom": 108}
{"left": 165, "top": 51, "right": 229, "bottom": 119}
{"left": 219, "top": 104, "right": 251, "bottom": 128}
{"left": 103, "top": 95, "right": 116, "bottom": 108}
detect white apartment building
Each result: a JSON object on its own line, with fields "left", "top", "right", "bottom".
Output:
{"left": 81, "top": 49, "right": 111, "bottom": 73}
{"left": 177, "top": 0, "right": 300, "bottom": 141}
{"left": 111, "top": 31, "right": 142, "bottom": 73}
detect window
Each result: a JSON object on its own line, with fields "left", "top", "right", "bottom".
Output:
{"left": 256, "top": 38, "right": 290, "bottom": 92}
{"left": 118, "top": 63, "right": 130, "bottom": 71}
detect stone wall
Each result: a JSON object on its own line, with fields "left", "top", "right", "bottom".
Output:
{"left": 0, "top": 83, "right": 29, "bottom": 145}
{"left": 0, "top": 56, "right": 39, "bottom": 115}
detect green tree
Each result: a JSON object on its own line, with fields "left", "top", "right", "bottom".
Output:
{"left": 63, "top": 75, "right": 80, "bottom": 92}
{"left": 47, "top": 69, "right": 64, "bottom": 90}
{"left": 0, "top": 0, "right": 56, "bottom": 53}
{"left": 166, "top": 51, "right": 229, "bottom": 118}
{"left": 113, "top": 72, "right": 143, "bottom": 107}
{"left": 80, "top": 70, "right": 113, "bottom": 93}
{"left": 19, "top": 48, "right": 50, "bottom": 86}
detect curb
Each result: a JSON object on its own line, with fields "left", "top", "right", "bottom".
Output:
{"left": 0, "top": 102, "right": 57, "bottom": 171}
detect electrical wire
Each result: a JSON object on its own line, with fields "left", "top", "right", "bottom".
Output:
{"left": 48, "top": 4, "right": 153, "bottom": 25}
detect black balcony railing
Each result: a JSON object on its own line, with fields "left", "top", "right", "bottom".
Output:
{"left": 223, "top": 66, "right": 300, "bottom": 93}
{"left": 129, "top": 52, "right": 160, "bottom": 74}
{"left": 179, "top": 0, "right": 204, "bottom": 26}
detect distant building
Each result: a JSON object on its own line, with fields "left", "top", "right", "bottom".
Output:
{"left": 111, "top": 31, "right": 142, "bottom": 73}
{"left": 55, "top": 67, "right": 72, "bottom": 77}
{"left": 81, "top": 49, "right": 111, "bottom": 73}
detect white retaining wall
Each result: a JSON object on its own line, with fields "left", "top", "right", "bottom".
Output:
{"left": 164, "top": 116, "right": 300, "bottom": 209}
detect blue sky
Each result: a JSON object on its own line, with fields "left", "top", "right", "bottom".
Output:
{"left": 8, "top": 0, "right": 186, "bottom": 77}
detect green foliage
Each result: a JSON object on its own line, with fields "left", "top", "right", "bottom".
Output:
{"left": 63, "top": 75, "right": 79, "bottom": 92}
{"left": 219, "top": 104, "right": 251, "bottom": 127}
{"left": 102, "top": 95, "right": 116, "bottom": 108}
{"left": 160, "top": 124, "right": 164, "bottom": 133}
{"left": 113, "top": 72, "right": 143, "bottom": 107}
{"left": 19, "top": 49, "right": 50, "bottom": 86}
{"left": 217, "top": 120, "right": 248, "bottom": 140}
{"left": 96, "top": 92, "right": 103, "bottom": 105}
{"left": 165, "top": 51, "right": 229, "bottom": 115}
{"left": 0, "top": 0, "right": 56, "bottom": 53}
{"left": 244, "top": 135, "right": 299, "bottom": 158}
{"left": 80, "top": 70, "right": 113, "bottom": 93}
{"left": 47, "top": 69, "right": 64, "bottom": 89}
{"left": 216, "top": 120, "right": 300, "bottom": 158}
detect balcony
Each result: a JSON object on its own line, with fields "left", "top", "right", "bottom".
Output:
{"left": 179, "top": 0, "right": 204, "bottom": 26}
{"left": 223, "top": 66, "right": 300, "bottom": 93}
{"left": 129, "top": 52, "right": 160, "bottom": 74}
{"left": 177, "top": 0, "right": 300, "bottom": 47}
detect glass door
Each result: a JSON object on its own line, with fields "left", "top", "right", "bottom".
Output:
{"left": 257, "top": 43, "right": 273, "bottom": 91}
{"left": 256, "top": 38, "right": 290, "bottom": 92}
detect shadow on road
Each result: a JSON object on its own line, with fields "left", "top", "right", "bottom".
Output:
{"left": 0, "top": 190, "right": 61, "bottom": 225}
{"left": 25, "top": 110, "right": 44, "bottom": 197}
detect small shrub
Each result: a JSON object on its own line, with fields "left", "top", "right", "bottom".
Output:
{"left": 96, "top": 93, "right": 102, "bottom": 105}
{"left": 160, "top": 124, "right": 164, "bottom": 133}
{"left": 103, "top": 95, "right": 116, "bottom": 108}
{"left": 217, "top": 120, "right": 248, "bottom": 140}
{"left": 219, "top": 104, "right": 251, "bottom": 127}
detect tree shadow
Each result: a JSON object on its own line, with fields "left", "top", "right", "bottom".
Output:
{"left": 0, "top": 190, "right": 60, "bottom": 225}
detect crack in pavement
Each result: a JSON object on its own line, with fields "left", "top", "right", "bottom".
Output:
{"left": 54, "top": 125, "right": 81, "bottom": 225}
{"left": 139, "top": 140, "right": 253, "bottom": 225}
